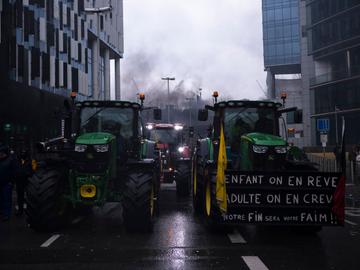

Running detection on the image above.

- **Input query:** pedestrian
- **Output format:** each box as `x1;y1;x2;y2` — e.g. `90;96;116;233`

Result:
0;142;18;221
15;149;33;216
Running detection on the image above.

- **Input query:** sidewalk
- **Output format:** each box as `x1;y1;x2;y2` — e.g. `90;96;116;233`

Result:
346;183;360;207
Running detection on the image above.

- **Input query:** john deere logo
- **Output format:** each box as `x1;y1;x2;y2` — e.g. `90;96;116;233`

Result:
268;155;275;161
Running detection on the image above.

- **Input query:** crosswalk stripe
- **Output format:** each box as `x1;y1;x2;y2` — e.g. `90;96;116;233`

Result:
227;229;246;244
345;219;358;226
242;256;269;270
40;234;61;248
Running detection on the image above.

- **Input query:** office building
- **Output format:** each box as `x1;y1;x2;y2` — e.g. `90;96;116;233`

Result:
262;0;308;147
307;0;360;146
0;0;123;144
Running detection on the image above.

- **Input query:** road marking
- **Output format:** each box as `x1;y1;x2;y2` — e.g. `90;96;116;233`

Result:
345;207;360;211
345;212;360;217
71;217;84;224
242;256;269;270
40;234;61;248
345;219;358;226
227;229;246;244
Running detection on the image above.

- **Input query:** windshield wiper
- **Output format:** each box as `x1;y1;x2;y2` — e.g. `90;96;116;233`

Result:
81;108;106;127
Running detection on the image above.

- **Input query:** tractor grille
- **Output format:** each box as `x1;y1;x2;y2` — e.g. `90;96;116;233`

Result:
72;161;108;173
72;151;110;173
252;147;286;171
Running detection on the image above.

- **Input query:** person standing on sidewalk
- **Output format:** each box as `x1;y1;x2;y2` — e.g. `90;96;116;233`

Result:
0;143;18;221
15;149;33;216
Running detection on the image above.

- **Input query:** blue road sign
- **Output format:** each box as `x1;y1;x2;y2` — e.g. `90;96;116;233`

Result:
317;118;330;132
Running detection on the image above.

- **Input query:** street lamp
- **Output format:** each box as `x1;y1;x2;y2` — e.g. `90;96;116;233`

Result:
161;77;175;122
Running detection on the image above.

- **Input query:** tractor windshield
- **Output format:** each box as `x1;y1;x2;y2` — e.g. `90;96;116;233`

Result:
224;107;276;148
149;128;180;144
80;107;134;139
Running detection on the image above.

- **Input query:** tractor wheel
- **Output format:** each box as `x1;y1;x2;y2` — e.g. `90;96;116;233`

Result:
193;165;204;215
26;168;70;232
203;176;228;232
123;171;156;232
176;163;191;197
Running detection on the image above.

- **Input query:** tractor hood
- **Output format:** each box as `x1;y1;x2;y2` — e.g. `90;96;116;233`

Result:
76;132;115;145
242;133;286;146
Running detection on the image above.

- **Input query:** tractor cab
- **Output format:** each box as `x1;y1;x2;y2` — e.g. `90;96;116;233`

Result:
75;101;143;163
200;100;288;171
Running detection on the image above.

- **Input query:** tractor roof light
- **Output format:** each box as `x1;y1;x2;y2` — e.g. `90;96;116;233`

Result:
70;91;77;100
139;93;145;101
212;91;219;98
146;124;154;130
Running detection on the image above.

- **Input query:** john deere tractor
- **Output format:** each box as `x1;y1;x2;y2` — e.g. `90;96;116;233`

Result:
26;97;160;232
193;98;345;230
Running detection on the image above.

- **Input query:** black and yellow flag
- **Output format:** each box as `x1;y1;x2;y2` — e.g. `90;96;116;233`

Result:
216;123;228;213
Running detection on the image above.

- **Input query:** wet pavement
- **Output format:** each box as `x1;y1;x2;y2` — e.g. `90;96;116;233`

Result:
1;183;360;270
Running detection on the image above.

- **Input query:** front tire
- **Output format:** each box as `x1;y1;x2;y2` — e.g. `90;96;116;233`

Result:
123;171;156;232
176;162;191;197
193;164;204;215
26;168;70;232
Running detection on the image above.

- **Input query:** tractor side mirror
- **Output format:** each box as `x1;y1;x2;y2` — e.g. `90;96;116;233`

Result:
198;109;208;121
153;109;162;120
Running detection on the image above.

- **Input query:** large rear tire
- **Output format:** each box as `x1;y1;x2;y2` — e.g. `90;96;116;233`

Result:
123;171;156;232
26;168;70;232
176;163;191;197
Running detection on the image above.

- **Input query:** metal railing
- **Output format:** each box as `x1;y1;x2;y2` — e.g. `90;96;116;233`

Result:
307;153;360;185
309;66;360;87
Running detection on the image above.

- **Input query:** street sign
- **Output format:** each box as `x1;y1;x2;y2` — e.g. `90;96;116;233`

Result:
320;133;328;147
317;118;330;132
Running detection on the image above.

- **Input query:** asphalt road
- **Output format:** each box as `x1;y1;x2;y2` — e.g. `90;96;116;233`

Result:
1;183;360;270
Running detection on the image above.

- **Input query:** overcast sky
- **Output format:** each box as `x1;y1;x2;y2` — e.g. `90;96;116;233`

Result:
119;0;266;101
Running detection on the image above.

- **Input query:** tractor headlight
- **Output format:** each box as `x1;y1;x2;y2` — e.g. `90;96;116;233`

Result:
178;146;185;153
75;144;87;152
275;146;287;154
174;125;183;131
93;144;109;152
252;145;268;154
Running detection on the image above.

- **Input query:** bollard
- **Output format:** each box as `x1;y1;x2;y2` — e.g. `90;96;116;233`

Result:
351;161;354;184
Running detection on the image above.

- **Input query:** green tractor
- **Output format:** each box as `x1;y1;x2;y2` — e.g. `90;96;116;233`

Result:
193;98;345;230
26;97;160;232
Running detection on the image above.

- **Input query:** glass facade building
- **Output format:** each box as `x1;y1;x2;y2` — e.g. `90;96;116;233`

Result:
263;0;301;71
307;1;360;145
0;0;123;146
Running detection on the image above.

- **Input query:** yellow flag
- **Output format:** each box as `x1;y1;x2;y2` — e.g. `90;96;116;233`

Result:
216;124;228;213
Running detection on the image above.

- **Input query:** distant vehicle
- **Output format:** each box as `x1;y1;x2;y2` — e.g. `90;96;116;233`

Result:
146;123;191;196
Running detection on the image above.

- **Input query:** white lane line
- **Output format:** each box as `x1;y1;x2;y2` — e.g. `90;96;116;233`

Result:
227;229;247;244
71;217;84;224
40;234;61;248
345;219;358;226
242;256;269;270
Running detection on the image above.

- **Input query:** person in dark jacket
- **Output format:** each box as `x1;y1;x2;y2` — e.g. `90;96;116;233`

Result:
0;143;17;221
15;149;33;216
